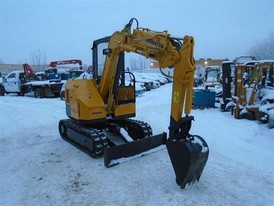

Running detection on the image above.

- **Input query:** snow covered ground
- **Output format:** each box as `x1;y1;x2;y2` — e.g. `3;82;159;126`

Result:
0;84;273;206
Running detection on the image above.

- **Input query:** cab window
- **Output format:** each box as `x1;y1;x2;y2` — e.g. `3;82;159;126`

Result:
19;73;25;79
7;73;16;79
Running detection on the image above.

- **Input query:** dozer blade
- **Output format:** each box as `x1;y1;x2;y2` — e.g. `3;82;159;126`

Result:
104;132;167;167
166;135;209;189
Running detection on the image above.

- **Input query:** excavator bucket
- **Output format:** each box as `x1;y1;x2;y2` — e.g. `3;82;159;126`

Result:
104;133;167;167
166;117;209;189
166;135;209;189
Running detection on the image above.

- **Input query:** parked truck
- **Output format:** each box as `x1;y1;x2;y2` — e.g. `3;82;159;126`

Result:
0;64;64;98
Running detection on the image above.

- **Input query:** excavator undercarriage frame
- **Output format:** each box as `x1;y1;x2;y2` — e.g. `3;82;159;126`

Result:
59;118;166;167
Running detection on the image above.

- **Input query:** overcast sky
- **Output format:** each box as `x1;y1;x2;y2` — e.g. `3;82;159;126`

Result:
0;0;273;66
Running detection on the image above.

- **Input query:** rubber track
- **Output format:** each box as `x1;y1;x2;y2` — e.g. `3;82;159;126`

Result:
118;119;153;139
59;118;154;158
59;119;108;157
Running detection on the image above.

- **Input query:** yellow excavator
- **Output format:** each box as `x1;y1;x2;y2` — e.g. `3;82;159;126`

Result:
59;18;209;189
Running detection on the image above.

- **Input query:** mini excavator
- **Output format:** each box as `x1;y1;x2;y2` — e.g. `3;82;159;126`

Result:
59;18;209;189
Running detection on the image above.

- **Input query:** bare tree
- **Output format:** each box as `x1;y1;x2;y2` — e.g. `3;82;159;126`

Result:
31;48;47;70
248;32;274;60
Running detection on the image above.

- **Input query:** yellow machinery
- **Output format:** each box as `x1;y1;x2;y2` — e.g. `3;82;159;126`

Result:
233;61;274;120
59;18;209;189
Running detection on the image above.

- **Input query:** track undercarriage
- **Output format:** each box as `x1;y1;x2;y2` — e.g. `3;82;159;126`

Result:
59;118;167;167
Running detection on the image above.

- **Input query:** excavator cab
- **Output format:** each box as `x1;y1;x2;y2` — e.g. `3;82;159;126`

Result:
92;36;136;119
59;18;209;189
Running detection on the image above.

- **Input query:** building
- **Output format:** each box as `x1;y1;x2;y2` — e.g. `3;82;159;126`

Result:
195;58;230;67
150;58;230;68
